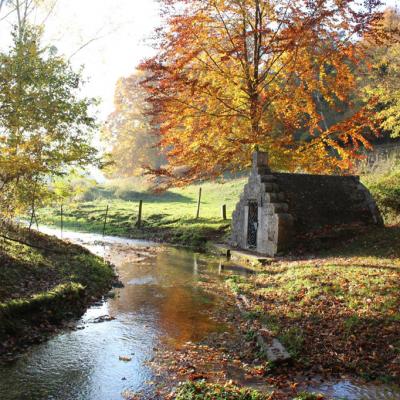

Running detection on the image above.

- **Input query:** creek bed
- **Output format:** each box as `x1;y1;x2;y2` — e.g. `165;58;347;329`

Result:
0;228;398;400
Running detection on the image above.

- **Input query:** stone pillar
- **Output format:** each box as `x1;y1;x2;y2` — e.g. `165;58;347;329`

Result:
252;151;270;172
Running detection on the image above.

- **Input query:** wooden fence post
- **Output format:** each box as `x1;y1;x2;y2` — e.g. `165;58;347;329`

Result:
29;208;35;230
137;200;143;228
196;187;202;219
221;204;227;220
60;204;63;238
103;205;109;237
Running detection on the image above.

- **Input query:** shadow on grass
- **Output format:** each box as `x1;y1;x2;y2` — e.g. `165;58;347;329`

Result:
320;225;400;260
288;225;400;262
89;187;194;204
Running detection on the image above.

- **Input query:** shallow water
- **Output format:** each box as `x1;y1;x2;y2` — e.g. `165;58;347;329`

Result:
0;228;225;400
0;228;399;399
307;378;400;400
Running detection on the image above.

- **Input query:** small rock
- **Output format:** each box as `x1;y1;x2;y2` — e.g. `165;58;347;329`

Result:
119;356;132;362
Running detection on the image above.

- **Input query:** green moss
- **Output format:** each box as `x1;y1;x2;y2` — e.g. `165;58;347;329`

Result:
174;381;268;400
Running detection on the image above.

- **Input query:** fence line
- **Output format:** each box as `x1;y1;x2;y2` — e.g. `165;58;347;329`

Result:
48;189;231;237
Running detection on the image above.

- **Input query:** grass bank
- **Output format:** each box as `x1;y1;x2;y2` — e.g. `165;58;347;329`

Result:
0;223;116;357
37;178;246;248
225;225;400;383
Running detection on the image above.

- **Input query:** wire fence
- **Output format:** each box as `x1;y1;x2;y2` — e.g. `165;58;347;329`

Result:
39;187;230;237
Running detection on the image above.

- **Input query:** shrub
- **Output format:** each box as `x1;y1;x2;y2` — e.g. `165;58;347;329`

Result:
363;168;400;225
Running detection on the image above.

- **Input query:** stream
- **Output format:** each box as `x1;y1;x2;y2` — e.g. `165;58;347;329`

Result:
0;228;399;400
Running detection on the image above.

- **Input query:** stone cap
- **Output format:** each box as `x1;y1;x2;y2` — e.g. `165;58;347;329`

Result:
252;151;269;170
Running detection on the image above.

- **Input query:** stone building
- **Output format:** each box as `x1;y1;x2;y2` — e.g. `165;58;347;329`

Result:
231;152;383;256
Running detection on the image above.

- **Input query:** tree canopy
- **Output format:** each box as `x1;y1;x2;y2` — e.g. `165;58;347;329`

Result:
0;26;98;215
140;0;386;186
361;7;400;139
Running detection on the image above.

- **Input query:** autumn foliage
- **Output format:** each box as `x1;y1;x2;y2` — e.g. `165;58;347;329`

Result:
140;0;386;185
101;71;165;179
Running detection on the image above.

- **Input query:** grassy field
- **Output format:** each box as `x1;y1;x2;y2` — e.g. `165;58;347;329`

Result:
37;178;247;247
0;223;116;356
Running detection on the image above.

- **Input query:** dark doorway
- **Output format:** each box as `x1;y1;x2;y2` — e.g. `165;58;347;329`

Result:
247;201;258;248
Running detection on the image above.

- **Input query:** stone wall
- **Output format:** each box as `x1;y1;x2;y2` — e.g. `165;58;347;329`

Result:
231;152;383;256
273;173;382;233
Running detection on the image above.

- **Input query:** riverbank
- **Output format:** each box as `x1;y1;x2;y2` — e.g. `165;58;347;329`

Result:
224;225;400;384
0;223;117;359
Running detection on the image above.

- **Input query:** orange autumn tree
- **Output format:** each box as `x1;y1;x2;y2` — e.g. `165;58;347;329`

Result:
140;0;384;186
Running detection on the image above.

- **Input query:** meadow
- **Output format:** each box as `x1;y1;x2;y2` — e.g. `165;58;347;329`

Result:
37;177;247;247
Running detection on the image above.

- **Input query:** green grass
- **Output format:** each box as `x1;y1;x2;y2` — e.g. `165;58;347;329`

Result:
361;162;400;225
225;226;400;381
37;178;246;247
36;164;400;248
292;394;325;400
174;381;324;400
174;381;268;399
0;223;116;347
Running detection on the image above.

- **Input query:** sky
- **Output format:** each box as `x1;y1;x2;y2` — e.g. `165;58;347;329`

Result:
39;0;161;121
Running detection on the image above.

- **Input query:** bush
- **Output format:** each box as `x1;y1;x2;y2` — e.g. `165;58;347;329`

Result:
363;168;400;225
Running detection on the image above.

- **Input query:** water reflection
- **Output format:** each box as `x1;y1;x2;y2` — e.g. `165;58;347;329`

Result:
308;378;400;400
0;229;223;400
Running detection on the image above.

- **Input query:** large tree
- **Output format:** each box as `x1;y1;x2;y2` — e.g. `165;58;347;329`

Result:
101;71;165;179
0;26;98;215
140;0;385;186
360;7;400;139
